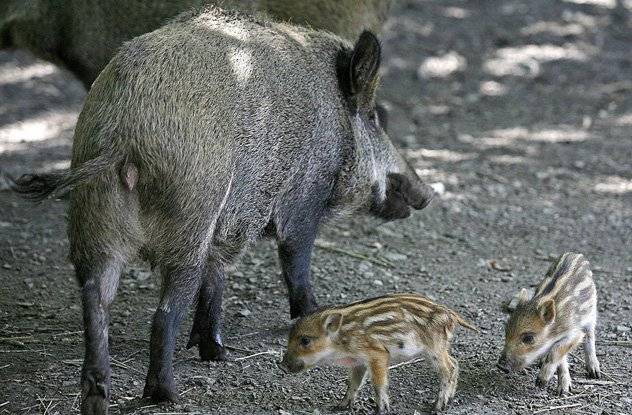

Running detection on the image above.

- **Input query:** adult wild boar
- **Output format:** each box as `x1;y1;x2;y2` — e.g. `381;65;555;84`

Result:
12;7;433;414
0;0;394;88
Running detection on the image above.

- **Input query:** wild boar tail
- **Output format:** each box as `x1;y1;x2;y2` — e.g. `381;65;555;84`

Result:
10;151;119;202
454;313;479;332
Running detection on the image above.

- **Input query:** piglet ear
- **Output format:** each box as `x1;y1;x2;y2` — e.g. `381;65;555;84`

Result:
324;313;343;335
504;288;532;313
538;299;556;324
516;288;531;304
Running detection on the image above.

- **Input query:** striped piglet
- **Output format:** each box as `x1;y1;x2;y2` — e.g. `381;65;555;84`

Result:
498;252;600;395
280;293;477;413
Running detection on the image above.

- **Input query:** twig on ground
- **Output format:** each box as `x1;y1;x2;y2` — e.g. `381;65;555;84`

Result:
389;358;424;370
574;379;617;386
111;358;143;375
234;350;278;361
533;403;583;413
226;332;260;340
226;345;255;354
315;242;394;268
597;340;632;347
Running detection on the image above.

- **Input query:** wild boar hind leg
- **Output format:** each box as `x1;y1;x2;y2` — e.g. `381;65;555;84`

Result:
187;261;227;361
76;258;124;415
143;266;202;402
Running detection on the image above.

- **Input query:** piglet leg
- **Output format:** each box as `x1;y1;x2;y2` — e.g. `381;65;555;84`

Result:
369;354;390;414
335;365;368;411
433;351;459;412
556;356;572;396
583;326;601;379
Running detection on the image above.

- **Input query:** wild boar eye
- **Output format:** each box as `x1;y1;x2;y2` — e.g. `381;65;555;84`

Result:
299;336;311;347
521;333;535;345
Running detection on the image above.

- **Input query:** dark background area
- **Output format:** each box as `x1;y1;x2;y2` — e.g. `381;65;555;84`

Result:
1;0;631;413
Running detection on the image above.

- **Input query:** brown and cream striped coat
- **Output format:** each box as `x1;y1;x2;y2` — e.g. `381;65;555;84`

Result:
281;293;477;413
499;252;600;396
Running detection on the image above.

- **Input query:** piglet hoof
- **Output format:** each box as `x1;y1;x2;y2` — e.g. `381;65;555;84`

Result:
556;381;571;397
81;372;110;415
331;401;353;412
535;377;548;388
143;382;180;403
433;398;450;413
586;366;601;379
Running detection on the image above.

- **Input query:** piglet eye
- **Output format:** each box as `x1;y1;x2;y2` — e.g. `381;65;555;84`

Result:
521;333;535;345
299;336;311;347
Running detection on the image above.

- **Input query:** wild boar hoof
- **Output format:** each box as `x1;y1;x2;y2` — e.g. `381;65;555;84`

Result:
187;328;228;361
143;382;180;403
199;342;228;362
81;394;109;415
81;372;110;415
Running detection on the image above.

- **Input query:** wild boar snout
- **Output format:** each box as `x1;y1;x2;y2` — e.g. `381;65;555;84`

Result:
406;181;435;210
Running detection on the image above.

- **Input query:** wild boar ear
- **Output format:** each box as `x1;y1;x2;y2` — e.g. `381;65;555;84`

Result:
324;313;343;335
349;31;381;97
538;299;556;324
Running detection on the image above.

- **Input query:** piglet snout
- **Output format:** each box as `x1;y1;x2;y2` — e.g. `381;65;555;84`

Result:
497;354;511;373
279;354;304;374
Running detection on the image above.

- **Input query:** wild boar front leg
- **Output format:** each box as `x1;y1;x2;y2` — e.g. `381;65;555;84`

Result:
277;232;319;319
187;262;227;361
77;259;123;415
433;351;459;412
335;365;368;411
583;325;601;379
369;354;390;414
144;266;201;402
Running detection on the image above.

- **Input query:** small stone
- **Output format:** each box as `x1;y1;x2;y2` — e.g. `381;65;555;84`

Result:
2;263;12;269
430;182;445;195
238;309;252;317
616;325;630;333
373;279;383;286
383;252;407;262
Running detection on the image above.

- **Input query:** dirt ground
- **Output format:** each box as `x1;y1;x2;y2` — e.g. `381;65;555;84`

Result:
1;0;631;414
